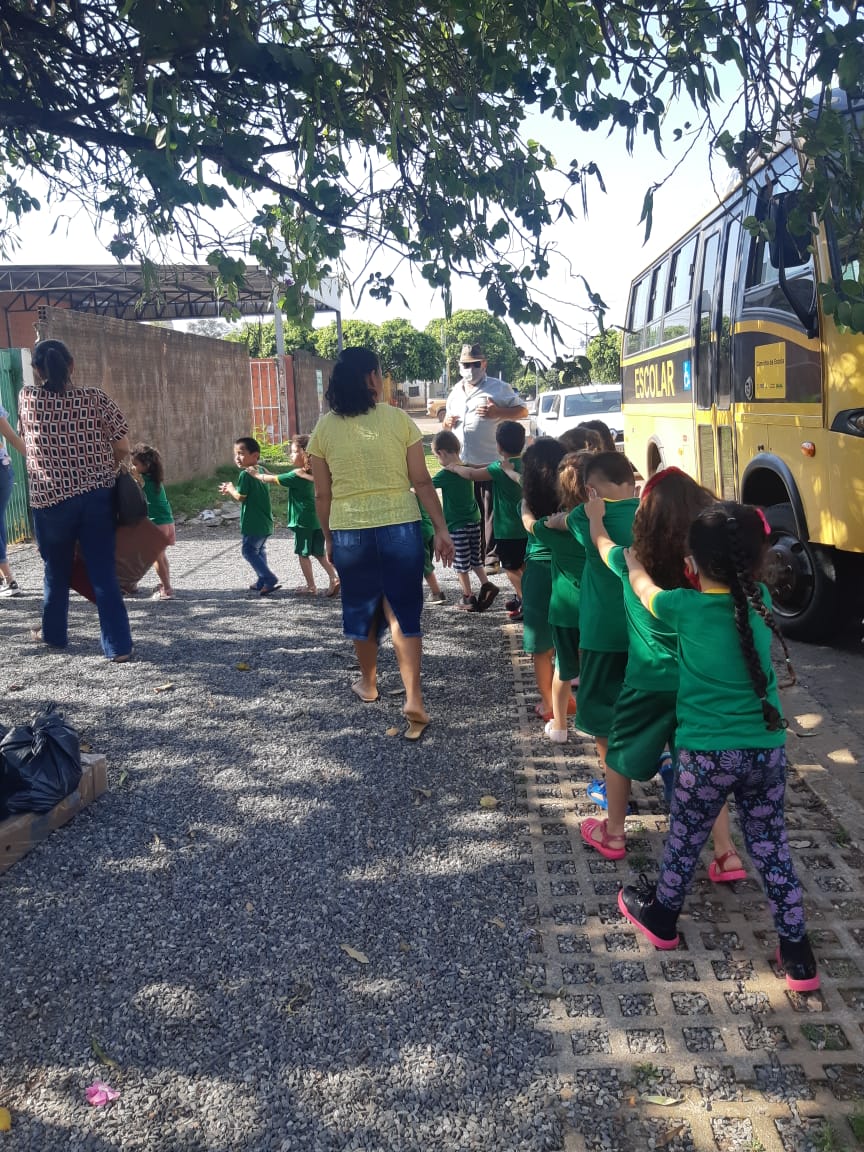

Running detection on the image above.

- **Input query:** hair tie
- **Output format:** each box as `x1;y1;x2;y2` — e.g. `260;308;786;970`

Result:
755;508;771;536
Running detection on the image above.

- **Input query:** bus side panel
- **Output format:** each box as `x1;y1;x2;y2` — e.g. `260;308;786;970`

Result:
622;403;696;478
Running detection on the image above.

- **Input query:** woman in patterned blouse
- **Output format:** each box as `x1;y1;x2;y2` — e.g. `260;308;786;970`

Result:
19;339;133;661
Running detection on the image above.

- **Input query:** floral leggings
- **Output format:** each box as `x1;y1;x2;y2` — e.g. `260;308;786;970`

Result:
657;746;807;942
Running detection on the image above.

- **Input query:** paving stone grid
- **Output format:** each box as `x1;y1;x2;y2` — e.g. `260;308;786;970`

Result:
505;631;864;1152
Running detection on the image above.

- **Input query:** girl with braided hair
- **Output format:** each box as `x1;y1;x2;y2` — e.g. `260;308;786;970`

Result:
618;501;818;992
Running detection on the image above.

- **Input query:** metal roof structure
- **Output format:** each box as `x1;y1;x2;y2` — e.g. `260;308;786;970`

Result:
0;264;338;322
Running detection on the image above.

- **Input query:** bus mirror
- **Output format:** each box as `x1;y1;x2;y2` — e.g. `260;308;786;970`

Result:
769;192;811;270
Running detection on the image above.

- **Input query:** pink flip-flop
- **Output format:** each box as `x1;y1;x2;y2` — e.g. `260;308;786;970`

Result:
708;850;747;883
580;817;626;861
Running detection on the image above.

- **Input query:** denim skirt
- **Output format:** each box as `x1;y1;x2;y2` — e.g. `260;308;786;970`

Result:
331;521;424;640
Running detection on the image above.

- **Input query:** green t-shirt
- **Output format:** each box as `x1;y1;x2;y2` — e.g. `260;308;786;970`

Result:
650;583;785;750
606;546;678;692
487;458;527;541
142;475;173;525
568;498;638;651
277;469;319;531
237;468;274;538
532;518;585;627
432;468;481;531
416;495;435;542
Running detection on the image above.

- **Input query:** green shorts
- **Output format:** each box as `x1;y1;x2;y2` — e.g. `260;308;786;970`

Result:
606;686;678;782
294;527;325;558
521;559;553;655
422;537;435;577
574;649;628;739
551;624;580;681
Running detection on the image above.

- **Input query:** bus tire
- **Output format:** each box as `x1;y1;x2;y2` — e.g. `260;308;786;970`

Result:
762;503;838;641
437;409;446;422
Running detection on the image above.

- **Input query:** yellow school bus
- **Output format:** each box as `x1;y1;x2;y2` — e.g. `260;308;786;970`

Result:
621;138;864;639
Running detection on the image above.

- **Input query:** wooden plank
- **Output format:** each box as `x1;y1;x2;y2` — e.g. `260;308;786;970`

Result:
0;754;108;875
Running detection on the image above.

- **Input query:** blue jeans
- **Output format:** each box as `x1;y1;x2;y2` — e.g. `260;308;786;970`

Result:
32;487;132;659
242;535;278;589
0;461;12;564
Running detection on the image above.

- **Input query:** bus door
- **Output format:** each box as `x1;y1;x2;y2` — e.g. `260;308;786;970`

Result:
693;220;742;500
693;229;721;493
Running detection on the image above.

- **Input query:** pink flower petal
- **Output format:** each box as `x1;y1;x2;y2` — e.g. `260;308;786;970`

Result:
86;1081;119;1107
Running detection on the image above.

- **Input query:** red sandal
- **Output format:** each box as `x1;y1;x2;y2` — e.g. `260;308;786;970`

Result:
708;850;747;883
580;817;626;861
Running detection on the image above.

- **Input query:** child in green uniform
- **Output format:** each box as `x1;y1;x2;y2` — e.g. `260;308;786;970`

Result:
568;451;638;807
527;451;588;741
619;502;819;993
132;443;176;600
448;420;527;619
415;493;446;604
220;436;279;595
581;468;741;873
256;435;339;597
517;439;566;717
432;430;497;612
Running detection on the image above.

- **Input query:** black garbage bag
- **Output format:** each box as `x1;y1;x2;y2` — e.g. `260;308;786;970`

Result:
0;705;82;817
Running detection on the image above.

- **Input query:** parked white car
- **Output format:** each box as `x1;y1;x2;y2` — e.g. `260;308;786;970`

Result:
532;384;623;442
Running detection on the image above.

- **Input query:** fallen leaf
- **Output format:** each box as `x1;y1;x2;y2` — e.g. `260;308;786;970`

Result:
0;1107;11;1131
118;769;129;787
235;662;251;672
90;1036;120;1070
559;1088;574;1102
398;939;411;953
80;742;92;753
412;787;432;799
641;1094;683;1107
385;726;400;737
479;795;500;809
245;901;255;912
387;688;405;696
6;684;23;692
487;917;506;930
340;943;369;964
153;682;175;693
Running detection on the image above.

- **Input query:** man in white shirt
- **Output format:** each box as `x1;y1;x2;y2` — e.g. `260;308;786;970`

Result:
443;342;527;569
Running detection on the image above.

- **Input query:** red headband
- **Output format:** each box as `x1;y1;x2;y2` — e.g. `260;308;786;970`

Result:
639;465;690;501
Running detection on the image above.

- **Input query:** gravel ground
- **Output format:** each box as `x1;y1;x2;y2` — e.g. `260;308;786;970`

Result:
0;526;561;1152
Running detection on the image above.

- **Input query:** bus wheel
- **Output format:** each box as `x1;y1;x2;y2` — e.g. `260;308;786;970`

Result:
762;503;837;641
437;409;446;422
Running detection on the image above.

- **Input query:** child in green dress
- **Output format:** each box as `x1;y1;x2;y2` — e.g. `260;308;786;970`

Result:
132;443;175;600
256;435;339;596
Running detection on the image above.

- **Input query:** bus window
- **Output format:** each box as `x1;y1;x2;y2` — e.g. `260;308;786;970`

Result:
744;170;814;319
717;215;742;410
625;278;648;355
696;232;719;409
645;260;669;348
661;235;697;341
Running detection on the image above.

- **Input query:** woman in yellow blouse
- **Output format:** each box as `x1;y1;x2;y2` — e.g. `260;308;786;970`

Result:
308;348;454;740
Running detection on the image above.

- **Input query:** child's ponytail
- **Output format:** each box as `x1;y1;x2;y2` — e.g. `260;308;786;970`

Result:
725;517;787;732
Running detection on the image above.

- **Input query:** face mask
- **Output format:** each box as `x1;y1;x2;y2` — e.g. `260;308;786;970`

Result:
460;364;484;384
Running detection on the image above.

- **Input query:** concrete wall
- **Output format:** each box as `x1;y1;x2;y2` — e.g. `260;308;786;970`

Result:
293;350;334;435
35;307;251;483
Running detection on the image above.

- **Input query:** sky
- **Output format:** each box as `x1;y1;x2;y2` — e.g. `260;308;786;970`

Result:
7;93;739;362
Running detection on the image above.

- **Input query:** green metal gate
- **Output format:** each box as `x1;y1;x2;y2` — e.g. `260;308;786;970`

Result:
0;349;31;543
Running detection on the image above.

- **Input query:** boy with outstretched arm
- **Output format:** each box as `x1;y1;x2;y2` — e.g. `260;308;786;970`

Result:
446;420;527;620
220;436;280;595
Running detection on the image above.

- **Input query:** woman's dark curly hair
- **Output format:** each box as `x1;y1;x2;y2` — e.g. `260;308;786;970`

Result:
558;426;602;453
689;501;794;732
522;438;567;519
632;467;715;590
325;347;379;416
